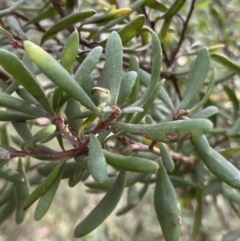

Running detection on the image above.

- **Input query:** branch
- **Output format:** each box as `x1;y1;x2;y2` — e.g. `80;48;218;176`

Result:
7;148;81;159
169;0;196;63
49;0;66;18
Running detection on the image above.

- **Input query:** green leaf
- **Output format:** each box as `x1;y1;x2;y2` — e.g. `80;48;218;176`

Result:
227;118;240;136
74;46;103;86
131;81;164;124
132;32;162;107
0;198;15;224
37;162;79;179
179;47;210;110
0;110;39;121
102;31;123;106
60;30;79;72
191;191;203;239
159;143;175;172
88;135;107;183
222;188;240;206
122;107;143;113
0;0;24;17
0;166;23;183
23;158;66;210
111;118;213;143
23;41;101;118
0;26;13;39
127;56;140;105
83;8;131;25
0;91;50;118
159;17;172;42
24;8;58;26
52;87;63;113
223;85;239;116
118;15;145;45
11;121;32;142
7;16;26;38
0;185;14;207
192;137;240;189
127;184;140;206
154;161;181;241
192;106;218;119
145;0;167;11
139;69;175;111
116;182;148;216
34;163;64;220
41;10;96;44
14;159;30;224
65;98;82;134
0;49;54;116
158;86;175;112
190;70;215;114
117;71;137;107
170;176;202;189
160;0;186;19
0;124;9;146
98;0;144;33
211;53;240;74
74;171;126;237
16;88;40;107
24;124;56;151
103;150;159;173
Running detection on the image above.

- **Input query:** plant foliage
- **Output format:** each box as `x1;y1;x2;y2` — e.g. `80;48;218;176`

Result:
0;0;240;240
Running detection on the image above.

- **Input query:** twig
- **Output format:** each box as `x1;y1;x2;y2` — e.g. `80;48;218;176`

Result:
7;148;81;159
169;0;196;63
49;0;66;18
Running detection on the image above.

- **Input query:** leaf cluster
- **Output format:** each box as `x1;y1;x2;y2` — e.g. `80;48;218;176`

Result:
0;1;240;240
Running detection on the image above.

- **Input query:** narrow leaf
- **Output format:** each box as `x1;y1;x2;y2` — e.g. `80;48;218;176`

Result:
74;171;126;237
83;8;131;25
223;85;239;115
14;159;30;224
0;166;23;183
118;15;145;45
7;16;26;38
111;119;213;143
60;30;79;72
192;138;240;189
103;31;123;106
0;91;49;118
23;41;101;117
160;0;186;19
117;71;137;107
0;49;54;116
145;0;167;11
132;32;162;107
103;150;159;173
88;135;107;183
159;143;175;172
211;53;240;75
24;8;58;26
190;70;215;114
74;46;103;86
24;124;56;151
227;118;240;136
154;161;181;241
23;158;66;210
34;163;64;220
179;47;210;110
41;10;96;44
192;106;218;119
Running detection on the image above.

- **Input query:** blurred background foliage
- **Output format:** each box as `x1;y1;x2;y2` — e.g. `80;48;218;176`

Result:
1;0;240;241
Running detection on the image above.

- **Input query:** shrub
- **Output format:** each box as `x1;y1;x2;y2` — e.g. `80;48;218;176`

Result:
0;1;240;240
